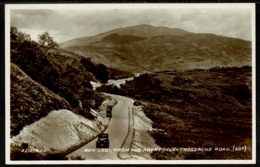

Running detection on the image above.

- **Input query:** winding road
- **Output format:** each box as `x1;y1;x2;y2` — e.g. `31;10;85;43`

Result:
67;94;133;160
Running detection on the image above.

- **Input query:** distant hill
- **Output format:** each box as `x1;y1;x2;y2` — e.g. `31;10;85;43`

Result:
61;24;251;73
60;24;192;48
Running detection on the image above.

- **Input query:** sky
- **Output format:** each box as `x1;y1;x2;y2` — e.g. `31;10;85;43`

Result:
10;5;253;43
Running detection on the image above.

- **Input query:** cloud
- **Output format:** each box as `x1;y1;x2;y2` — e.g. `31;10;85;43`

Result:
10;7;252;43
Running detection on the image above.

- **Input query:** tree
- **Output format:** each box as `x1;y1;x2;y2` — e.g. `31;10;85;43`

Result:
95;63;109;83
11;27;32;50
38;32;59;50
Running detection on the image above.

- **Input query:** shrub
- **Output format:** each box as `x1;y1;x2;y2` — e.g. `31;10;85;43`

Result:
224;84;251;100
81;57;109;83
95;64;109;83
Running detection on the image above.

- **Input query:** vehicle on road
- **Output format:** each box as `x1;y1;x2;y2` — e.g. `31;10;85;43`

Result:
96;133;109;148
106;106;113;117
106;110;112;117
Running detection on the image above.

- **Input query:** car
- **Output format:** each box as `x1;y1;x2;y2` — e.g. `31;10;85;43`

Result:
106;106;113;117
133;101;141;106
107;106;113;111
106;110;112;117
96;133;109;148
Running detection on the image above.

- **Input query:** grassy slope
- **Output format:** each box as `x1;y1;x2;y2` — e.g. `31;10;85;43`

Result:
60;24;192;48
10;27;134;160
98;66;252;159
11;46;106;109
64;33;251;73
10;28;133;135
11;63;71;136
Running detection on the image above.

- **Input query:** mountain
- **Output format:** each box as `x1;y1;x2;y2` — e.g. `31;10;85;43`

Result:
61;24;251;73
60;24;192;48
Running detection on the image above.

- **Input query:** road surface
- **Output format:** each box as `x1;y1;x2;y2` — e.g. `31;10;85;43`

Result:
106;77;134;88
105;73;140;88
67;94;133;160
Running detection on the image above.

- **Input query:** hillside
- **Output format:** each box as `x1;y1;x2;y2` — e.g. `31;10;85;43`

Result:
11;27;133;109
11;97;116;160
61;24;251;73
11;63;71;137
97;66;252;159
11;109;105;158
10;27;134;160
60;24;192;48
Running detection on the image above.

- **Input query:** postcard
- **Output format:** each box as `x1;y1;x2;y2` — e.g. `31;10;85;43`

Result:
5;3;256;164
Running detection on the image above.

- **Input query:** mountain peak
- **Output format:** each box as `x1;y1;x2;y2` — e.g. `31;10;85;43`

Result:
102;24;193;39
135;24;152;27
60;24;192;48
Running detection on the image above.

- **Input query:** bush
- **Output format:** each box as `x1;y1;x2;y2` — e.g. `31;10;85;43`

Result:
224;84;251;100
95;64;109;83
81;57;109;83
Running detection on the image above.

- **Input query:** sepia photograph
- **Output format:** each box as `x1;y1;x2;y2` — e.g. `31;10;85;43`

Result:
5;3;256;164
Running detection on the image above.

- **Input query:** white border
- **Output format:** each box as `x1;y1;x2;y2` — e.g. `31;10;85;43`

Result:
5;3;256;165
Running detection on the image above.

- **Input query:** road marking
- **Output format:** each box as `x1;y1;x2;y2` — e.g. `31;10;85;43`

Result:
118;104;134;159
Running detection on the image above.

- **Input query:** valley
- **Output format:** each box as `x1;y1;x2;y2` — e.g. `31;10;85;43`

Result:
9;24;253;161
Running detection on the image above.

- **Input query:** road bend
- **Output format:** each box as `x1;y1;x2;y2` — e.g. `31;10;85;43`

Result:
67;94;133;160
